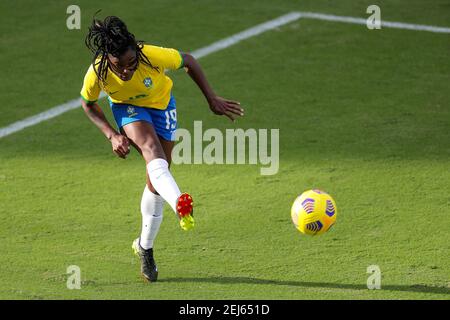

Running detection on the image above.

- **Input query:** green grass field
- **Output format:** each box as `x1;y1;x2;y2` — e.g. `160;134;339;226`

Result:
0;0;449;299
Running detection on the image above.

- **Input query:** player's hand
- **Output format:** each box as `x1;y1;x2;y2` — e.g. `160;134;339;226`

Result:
110;133;130;159
207;96;244;122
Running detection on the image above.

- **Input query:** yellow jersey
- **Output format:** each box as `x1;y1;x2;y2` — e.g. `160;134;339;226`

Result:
80;44;183;110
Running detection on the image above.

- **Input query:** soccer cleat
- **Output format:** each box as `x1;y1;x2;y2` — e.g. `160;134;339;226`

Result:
176;193;194;231
132;238;158;282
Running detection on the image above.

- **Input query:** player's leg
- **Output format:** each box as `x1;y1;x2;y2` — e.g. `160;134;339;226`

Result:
122;121;182;211
143;136;194;230
126;124;182;282
110;102;190;282
136;136;174;251
123;121;193;230
121;123;163;282
146;97;194;231
143;135;175;192
135;136;173;252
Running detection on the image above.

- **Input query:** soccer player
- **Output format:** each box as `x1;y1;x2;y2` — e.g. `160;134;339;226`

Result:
80;16;244;282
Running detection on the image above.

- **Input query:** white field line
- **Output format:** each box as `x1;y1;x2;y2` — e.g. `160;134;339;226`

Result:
0;12;300;139
299;12;450;33
1;11;449;139
190;11;302;58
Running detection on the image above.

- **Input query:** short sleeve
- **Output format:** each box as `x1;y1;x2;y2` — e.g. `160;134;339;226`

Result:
80;65;101;104
142;45;183;71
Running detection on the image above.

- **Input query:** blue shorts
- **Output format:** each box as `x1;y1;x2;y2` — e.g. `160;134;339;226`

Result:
109;95;177;141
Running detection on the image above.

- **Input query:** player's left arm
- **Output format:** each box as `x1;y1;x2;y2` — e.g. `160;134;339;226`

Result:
181;53;244;122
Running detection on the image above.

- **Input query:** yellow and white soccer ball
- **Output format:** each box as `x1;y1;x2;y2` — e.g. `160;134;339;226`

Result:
291;189;337;236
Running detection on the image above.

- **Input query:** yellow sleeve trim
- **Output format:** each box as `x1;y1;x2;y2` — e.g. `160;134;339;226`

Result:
178;51;184;69
80;94;97;105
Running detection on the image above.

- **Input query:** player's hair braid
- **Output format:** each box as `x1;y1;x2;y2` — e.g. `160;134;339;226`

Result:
85;14;158;85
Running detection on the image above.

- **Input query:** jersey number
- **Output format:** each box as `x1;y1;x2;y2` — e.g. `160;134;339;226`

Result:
165;110;177;130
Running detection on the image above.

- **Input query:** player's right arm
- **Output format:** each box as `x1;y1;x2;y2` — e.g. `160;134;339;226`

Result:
80;65;130;159
80;100;130;159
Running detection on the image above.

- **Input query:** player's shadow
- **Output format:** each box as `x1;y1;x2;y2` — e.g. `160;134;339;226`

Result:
160;276;450;295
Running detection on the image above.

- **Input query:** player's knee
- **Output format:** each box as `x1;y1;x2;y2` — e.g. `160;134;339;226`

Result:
141;142;166;161
141;186;164;217
147;182;158;194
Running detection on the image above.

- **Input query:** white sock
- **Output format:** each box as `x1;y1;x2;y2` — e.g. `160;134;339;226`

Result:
147;158;181;214
139;185;164;250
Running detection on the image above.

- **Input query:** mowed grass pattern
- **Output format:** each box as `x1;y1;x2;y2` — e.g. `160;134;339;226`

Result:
0;0;449;299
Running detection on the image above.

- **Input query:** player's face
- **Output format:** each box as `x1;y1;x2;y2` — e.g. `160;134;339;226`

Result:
107;48;138;81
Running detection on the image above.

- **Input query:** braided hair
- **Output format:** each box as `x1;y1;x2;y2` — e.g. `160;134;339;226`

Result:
85;15;157;85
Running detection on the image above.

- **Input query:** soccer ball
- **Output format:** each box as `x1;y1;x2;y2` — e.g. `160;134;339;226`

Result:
291;189;337;235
